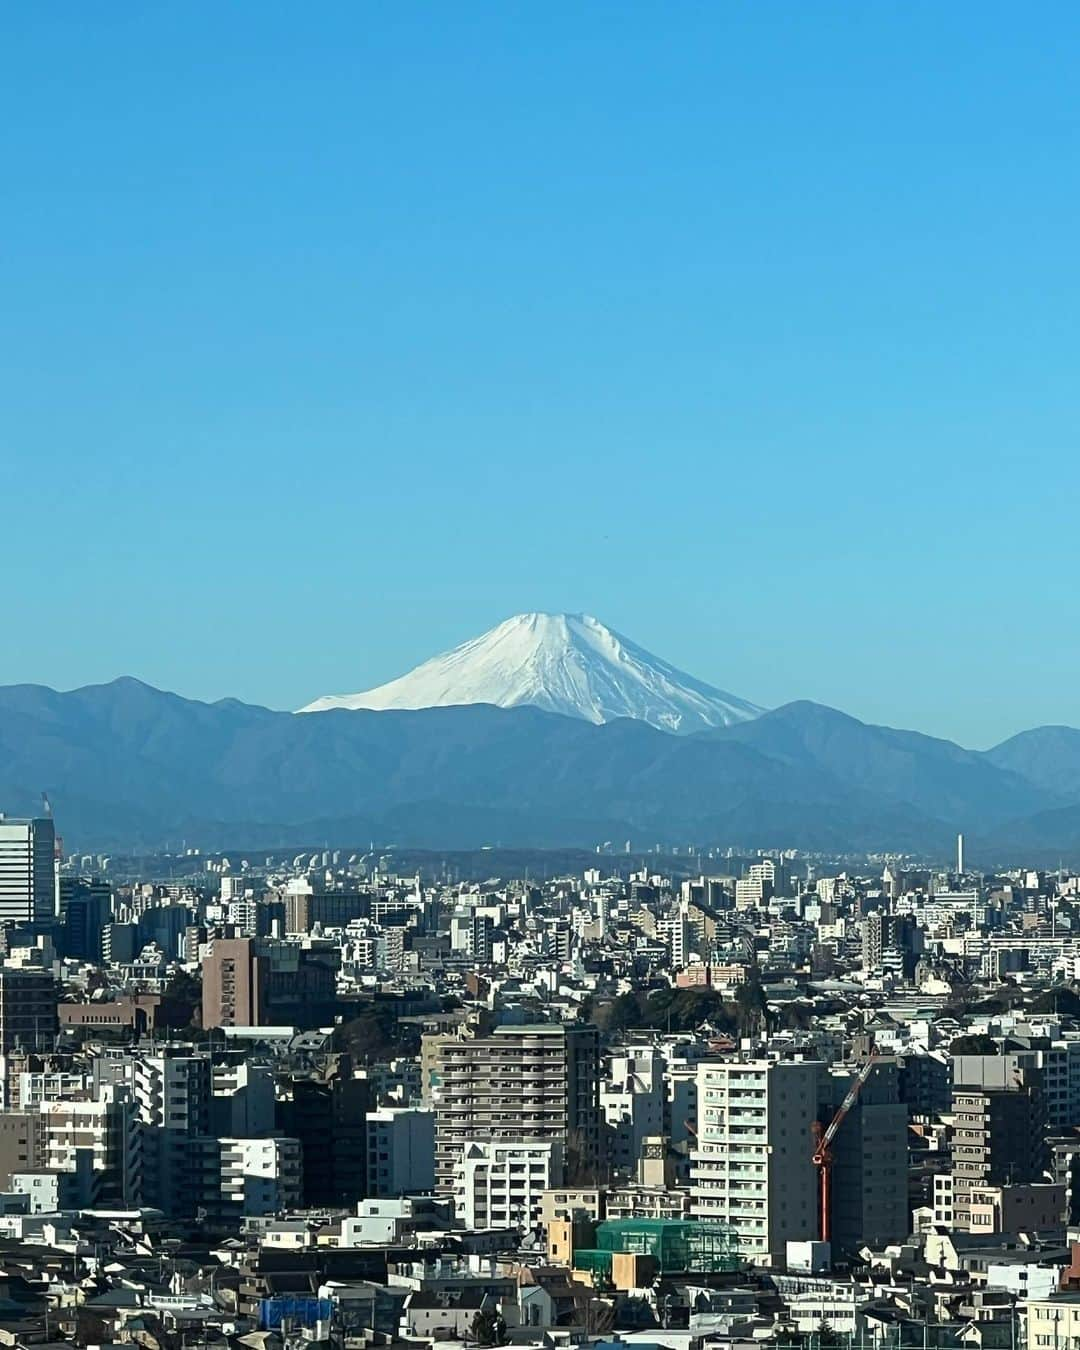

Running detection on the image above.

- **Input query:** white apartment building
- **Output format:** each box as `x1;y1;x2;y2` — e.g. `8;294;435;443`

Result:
219;1137;302;1216
38;1084;134;1205
691;1058;821;1262
602;1046;665;1174
454;1139;563;1230
130;1054;210;1214
14;1070;89;1109
656;910;694;967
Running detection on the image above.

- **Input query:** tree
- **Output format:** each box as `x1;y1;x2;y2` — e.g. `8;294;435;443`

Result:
1031;984;1080;1018
159;971;202;1030
950;1033;998;1056
333;997;422;1063
471;1307;506;1346
605;991;643;1030
734;976;767;1037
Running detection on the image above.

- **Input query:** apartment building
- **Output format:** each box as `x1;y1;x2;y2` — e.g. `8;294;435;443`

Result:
690;1057;821;1261
219;1136;302;1217
601;1045;665;1174
432;1023;600;1192
455;1139;563;1230
951;1056;1046;1231
825;1058;909;1250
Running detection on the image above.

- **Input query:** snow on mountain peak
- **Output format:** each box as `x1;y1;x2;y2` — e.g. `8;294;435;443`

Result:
298;611;764;734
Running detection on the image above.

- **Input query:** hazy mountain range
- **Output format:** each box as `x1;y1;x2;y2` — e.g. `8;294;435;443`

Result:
6;612;1080;859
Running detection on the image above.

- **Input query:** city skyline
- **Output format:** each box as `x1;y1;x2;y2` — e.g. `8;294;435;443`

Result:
6;7;1080;1332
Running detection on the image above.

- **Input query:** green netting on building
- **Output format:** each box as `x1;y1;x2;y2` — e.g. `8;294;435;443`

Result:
576;1219;741;1274
572;1249;613;1277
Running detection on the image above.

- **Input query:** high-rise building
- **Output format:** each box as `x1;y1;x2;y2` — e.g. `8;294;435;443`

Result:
211;1062;276;1137
277;1070;370;1208
60;876;112;961
735;860;775;911
824;1058;909;1252
690;1058;821;1261
950;1054;1047;1231
201;937;265;1028
130;1053;211;1215
0;816;56;926
38;1084;135;1206
432;1023;601;1192
202;937;339;1029
284;884;372;935
602;1045;665;1174
0;970;59;1054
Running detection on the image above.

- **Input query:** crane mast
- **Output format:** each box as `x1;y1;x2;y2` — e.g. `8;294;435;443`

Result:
810;1050;877;1243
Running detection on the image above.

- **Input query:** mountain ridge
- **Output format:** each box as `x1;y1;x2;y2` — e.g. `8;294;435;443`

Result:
1;676;1078;858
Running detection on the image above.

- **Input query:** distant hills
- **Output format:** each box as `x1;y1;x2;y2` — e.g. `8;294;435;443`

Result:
3;675;1080;860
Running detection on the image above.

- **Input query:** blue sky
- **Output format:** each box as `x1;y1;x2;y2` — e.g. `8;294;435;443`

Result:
3;3;1079;747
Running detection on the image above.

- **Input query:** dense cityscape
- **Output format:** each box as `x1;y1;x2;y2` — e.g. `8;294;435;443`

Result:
7;5;1080;1350
3;813;1080;1349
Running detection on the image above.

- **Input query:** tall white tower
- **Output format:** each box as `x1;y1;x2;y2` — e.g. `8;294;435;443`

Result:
956;833;965;877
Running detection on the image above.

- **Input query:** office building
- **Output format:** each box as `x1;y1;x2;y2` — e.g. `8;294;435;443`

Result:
202;937;265;1028
0;970;59;1054
277;1070;369;1208
0;1111;41;1188
0;816;55;926
60;876;112;961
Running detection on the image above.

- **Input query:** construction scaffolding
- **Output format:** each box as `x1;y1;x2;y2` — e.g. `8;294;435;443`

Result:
574;1218;742;1275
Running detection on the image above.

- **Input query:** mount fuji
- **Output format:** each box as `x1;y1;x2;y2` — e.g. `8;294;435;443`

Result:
298;612;764;734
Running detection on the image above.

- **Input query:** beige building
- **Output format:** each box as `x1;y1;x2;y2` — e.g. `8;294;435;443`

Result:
202;937;264;1028
1028;1294;1080;1350
0;1111;41;1187
967;1182;1064;1233
431;1023;600;1192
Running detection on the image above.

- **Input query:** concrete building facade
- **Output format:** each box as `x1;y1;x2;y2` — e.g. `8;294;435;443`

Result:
690;1058;821;1261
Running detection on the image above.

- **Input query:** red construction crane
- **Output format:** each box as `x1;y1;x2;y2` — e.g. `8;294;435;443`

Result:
810;1051;878;1242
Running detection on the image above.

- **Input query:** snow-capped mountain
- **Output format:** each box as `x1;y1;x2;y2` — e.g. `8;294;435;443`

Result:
298;612;764;733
